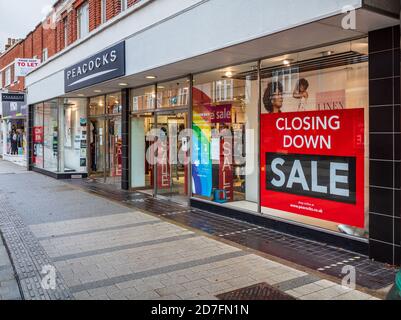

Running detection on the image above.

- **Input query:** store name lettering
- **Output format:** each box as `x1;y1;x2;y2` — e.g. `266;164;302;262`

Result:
276;115;340;150
66;50;118;80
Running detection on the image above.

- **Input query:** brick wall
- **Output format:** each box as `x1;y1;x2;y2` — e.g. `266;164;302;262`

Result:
0;0;144;92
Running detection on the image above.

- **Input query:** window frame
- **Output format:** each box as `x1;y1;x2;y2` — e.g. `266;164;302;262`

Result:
77;2;89;40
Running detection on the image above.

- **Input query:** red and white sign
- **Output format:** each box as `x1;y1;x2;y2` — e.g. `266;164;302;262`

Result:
219;136;234;201
15;58;41;77
33;126;44;143
260;109;365;228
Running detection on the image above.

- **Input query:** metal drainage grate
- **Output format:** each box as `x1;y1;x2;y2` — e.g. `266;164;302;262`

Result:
216;283;296;301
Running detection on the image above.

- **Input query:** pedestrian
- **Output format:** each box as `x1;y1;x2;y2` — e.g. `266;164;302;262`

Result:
10;130;18;155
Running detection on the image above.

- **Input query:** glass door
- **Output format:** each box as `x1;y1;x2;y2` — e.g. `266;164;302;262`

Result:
89;117;106;178
156;110;189;204
105;116;122;186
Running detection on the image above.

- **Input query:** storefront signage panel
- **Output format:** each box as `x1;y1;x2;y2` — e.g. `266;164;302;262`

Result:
1;93;27;119
64;42;125;93
261;109;365;228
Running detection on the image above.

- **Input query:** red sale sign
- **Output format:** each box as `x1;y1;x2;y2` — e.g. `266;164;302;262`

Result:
260;109;365;228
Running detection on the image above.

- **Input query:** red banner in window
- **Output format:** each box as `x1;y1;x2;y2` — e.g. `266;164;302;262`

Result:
260;109;365;228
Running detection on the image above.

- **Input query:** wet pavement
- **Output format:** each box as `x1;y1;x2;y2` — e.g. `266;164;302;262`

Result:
0;159;394;300
67;178;398;291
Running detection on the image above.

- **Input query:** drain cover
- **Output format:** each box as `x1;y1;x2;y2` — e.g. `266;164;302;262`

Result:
216;283;296;300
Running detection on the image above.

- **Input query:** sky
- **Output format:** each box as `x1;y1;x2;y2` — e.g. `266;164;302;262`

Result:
0;0;56;53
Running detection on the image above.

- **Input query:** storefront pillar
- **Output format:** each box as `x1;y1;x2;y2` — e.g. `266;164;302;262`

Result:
121;88;130;190
368;26;401;265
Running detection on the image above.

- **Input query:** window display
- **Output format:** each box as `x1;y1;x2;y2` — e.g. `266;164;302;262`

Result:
190;38;369;238
260;38;369;237
192;63;259;207
32;98;88;173
33;103;44;168
43;100;59;172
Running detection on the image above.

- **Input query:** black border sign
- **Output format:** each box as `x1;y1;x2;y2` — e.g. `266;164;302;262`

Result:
2;93;25;102
64;41;125;93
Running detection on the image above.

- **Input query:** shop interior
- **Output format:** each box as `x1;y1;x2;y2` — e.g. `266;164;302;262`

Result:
130;80;190;205
88;93;123;186
191;38;369;239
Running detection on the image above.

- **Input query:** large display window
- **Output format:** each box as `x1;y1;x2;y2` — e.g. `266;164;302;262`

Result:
260;38;369;237
190;38;369;238
32;98;88;173
192;63;259;208
33;103;44;168
43;100;59;172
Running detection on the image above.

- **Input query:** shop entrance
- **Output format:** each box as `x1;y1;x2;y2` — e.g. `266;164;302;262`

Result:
130;110;189;204
89;116;122;186
154;110;189;204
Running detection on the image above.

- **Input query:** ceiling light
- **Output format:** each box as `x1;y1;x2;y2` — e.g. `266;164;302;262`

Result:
321;50;335;57
94;90;102;93
119;83;128;86
145;75;157;79
224;71;233;78
157;86;165;89
77;94;85;97
283;59;293;66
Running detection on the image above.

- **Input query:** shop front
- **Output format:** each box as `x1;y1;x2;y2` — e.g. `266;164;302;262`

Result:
130;79;190;204
24;1;400;265
0;92;28;166
31;98;88;178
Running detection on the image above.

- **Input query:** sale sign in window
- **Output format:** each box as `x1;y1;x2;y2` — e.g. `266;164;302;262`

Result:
260;109;365;228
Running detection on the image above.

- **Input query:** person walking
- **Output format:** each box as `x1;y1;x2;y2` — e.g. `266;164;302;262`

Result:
10;130;18;155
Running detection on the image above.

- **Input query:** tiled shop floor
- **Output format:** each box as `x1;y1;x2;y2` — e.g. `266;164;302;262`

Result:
0;160;386;300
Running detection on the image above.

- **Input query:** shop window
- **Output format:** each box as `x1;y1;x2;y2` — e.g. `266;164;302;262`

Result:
43;101;59;172
260;38;369;238
192;63;259;209
157;78;189;109
107;92;122;114
33;103;44;168
62;98;88;173
89;96;105;116
131;86;155;112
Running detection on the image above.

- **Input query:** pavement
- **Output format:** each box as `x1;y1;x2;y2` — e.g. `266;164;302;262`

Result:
0;236;21;300
0;159;385;300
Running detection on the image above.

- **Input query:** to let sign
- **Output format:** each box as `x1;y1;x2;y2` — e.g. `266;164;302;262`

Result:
64;42;125;93
15;58;41;77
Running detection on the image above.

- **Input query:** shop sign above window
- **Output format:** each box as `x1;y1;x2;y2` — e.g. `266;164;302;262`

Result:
1;93;27;119
64;41;126;93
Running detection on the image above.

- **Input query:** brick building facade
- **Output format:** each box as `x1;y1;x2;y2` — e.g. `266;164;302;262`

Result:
0;0;142;93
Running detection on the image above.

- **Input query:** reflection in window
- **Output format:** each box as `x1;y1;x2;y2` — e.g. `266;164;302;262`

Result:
157;78;189;109
131;86;155;112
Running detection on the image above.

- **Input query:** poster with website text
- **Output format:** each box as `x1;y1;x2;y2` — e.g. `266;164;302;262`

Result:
260;108;365;228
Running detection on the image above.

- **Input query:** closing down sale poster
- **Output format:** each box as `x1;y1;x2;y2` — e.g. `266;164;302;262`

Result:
260;109;365;228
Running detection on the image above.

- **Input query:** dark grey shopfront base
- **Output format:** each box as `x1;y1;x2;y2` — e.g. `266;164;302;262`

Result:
190;198;369;256
31;167;88;180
